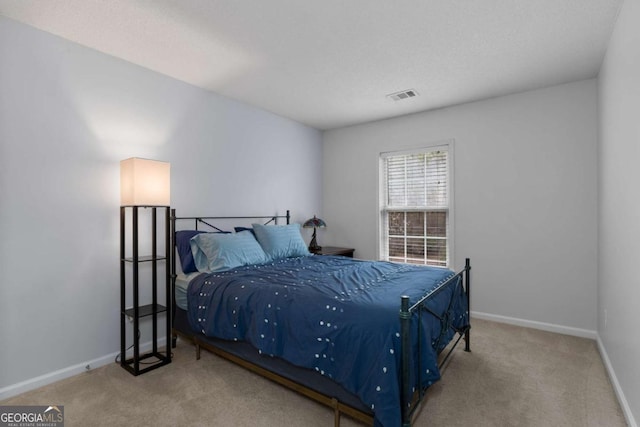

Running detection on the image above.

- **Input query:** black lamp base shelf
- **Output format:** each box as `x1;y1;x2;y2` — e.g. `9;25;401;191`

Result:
120;205;172;376
123;303;167;318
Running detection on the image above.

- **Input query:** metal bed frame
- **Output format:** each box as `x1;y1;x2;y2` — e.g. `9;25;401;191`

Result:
169;209;471;426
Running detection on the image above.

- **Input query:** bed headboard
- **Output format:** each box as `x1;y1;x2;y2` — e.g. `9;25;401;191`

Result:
170;209;290;232
169;208;291;271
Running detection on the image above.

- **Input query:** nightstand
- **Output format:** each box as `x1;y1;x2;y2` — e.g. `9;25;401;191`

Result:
311;246;355;257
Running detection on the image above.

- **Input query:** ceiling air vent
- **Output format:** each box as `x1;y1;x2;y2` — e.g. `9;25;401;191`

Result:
387;89;419;101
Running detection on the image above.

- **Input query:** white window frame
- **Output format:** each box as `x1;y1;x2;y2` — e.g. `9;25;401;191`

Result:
378;141;454;268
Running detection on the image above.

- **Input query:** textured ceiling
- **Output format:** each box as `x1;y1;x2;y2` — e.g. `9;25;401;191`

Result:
0;0;622;130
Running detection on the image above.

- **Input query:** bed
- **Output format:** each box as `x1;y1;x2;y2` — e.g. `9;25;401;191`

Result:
170;210;471;427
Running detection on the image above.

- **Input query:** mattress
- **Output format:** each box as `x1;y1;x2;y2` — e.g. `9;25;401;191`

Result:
174;272;201;310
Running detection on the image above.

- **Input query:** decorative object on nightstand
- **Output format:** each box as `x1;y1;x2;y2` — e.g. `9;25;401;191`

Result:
310;246;355;258
303;215;326;251
120;157;172;375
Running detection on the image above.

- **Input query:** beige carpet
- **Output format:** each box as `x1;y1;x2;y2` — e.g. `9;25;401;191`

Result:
1;319;626;426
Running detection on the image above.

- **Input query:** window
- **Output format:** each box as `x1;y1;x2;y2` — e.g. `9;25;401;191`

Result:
380;144;451;267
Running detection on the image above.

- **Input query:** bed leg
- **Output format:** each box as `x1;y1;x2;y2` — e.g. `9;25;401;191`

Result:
464;258;471;352
171;333;177;349
331;398;340;427
196;343;201;360
400;296;412;427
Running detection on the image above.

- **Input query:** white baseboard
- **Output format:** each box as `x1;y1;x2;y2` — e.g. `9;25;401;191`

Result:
0;338;167;401
597;336;638;427
471;311;598;339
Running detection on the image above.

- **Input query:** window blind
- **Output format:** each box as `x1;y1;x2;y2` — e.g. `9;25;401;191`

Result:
384;149;448;210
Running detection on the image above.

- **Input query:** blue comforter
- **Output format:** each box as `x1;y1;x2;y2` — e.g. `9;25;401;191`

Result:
188;255;468;427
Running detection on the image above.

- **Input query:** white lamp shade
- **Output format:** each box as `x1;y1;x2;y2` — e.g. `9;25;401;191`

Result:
120;158;170;206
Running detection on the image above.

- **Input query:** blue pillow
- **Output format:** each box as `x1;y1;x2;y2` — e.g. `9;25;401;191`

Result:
190;231;269;272
234;226;254;235
252;223;310;260
175;230;206;273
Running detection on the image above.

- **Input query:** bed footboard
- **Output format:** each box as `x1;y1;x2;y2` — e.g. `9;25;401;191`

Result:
400;258;471;426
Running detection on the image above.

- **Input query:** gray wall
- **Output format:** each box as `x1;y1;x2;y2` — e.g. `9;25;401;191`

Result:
323;80;598;333
0;16;322;392
598;0;640;424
